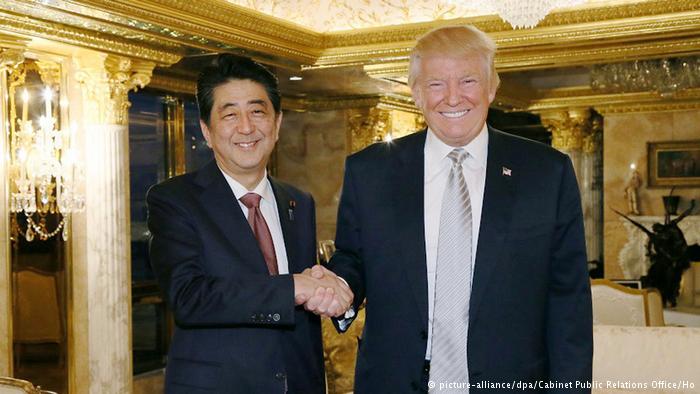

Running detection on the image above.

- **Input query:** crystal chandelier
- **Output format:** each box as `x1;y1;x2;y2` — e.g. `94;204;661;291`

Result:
471;0;587;29
590;57;700;97
10;87;85;241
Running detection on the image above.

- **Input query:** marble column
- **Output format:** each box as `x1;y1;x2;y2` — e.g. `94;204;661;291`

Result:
70;53;153;394
582;114;604;262
541;109;603;262
0;45;25;377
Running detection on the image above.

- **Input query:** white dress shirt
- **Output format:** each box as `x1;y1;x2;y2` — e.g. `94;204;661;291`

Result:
424;124;488;359
219;168;290;275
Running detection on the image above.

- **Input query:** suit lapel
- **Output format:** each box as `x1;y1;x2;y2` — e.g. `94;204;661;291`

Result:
194;161;268;274
393;131;429;329
269;177;303;274
469;128;516;324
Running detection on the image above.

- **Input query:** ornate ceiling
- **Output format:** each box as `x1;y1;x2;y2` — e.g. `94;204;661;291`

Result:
224;0;646;32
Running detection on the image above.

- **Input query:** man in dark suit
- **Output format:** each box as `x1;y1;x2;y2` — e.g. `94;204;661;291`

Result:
321;25;593;393
147;54;352;393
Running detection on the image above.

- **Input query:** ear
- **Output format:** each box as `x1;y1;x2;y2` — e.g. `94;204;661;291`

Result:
487;74;500;104
273;111;283;142
488;87;496;104
411;85;423;108
200;120;212;148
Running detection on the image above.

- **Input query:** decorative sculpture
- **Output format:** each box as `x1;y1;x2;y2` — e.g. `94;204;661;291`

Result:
624;166;642;215
613;200;696;307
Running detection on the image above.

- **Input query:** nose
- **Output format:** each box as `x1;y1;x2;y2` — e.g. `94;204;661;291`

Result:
446;81;461;106
238;113;254;135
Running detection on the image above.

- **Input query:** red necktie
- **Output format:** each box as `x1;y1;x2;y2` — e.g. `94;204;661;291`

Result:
240;193;279;275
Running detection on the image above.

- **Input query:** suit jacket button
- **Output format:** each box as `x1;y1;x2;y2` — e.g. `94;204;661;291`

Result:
250;314;257;321
275;372;286;380
273;313;281;322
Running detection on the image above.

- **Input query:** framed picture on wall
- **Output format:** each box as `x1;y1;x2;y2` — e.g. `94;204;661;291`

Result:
648;140;700;187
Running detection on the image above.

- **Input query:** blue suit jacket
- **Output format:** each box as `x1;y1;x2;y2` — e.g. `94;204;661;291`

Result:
147;161;325;394
329;128;593;393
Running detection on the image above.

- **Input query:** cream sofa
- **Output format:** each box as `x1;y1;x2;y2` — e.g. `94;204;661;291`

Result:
593;325;700;393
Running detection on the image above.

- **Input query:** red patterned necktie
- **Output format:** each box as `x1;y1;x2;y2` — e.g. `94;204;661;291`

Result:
239;193;278;275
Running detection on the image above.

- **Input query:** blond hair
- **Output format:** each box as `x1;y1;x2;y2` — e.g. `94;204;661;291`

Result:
408;25;500;91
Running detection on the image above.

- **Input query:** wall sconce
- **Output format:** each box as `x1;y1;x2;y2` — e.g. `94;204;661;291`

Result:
9;86;84;241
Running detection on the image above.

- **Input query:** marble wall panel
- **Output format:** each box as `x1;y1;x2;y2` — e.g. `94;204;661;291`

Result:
276;110;348;242
603;110;700;278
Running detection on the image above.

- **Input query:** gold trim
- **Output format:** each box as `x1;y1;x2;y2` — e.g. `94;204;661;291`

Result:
0;58;18;377
0;377;43;393
283;94;418;114
3;0;698;72
590;278;664;326
164;97;186;178
0;9;181;66
528;87;700;114
67;0;322;64
149;74;196;95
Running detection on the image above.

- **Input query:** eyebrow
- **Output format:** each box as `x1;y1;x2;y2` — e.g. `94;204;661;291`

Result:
218;99;268;111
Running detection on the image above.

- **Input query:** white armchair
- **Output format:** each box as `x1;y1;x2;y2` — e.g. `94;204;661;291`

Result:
593;325;700;393
591;279;664;326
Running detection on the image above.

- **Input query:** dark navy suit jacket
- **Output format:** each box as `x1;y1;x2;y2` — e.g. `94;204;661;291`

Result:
147;161;324;394
329;127;593;393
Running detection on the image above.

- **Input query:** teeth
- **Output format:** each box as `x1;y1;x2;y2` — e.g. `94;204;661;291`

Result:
237;141;256;148
441;110;468;118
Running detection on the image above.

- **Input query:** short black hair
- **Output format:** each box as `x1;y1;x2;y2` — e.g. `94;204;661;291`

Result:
196;54;281;125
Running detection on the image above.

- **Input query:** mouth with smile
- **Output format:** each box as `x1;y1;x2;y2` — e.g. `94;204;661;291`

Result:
440;110;469;118
234;140;260;149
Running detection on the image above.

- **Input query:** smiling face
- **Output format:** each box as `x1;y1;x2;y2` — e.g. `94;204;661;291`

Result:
200;79;282;187
411;55;496;147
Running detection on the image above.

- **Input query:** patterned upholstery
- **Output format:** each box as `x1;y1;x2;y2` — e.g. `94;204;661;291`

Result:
593;326;700;393
591;279;664;326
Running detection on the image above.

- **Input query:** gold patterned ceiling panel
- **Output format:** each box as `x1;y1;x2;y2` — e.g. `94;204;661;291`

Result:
225;0;649;33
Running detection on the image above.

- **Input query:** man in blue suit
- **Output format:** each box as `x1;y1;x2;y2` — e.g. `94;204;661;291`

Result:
147;54;352;393
322;25;593;393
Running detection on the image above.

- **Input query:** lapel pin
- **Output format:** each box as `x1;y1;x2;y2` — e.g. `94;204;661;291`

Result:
288;200;296;221
502;166;512;177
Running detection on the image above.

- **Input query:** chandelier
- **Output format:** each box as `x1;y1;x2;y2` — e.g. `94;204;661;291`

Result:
471;0;587;29
9;86;85;241
590;57;700;97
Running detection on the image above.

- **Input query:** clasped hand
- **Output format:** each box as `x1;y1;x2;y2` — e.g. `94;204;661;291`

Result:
293;265;353;318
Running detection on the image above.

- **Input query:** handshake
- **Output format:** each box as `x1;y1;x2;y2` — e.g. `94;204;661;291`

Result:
293;265;353;318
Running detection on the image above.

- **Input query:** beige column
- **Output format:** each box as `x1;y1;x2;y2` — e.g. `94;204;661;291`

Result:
542;109;587;181
69;52;153;394
542;109;603;262
582;114;604;262
0;44;25;377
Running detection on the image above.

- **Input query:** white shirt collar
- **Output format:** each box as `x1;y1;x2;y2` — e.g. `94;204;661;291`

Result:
218;167;274;203
424;123;489;178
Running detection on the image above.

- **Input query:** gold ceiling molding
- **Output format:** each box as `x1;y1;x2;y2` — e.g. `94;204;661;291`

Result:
319;11;700;72
283;94;419;114
69;0;322;65
496;36;700;72
527;86;700;114
0;9;181;66
323;0;700;47
149;74;196;95
1;0;698;74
